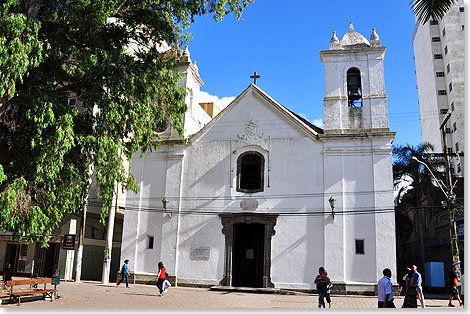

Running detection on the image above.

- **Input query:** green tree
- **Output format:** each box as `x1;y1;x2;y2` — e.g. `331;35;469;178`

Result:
393;142;446;271
0;0;253;244
411;0;456;24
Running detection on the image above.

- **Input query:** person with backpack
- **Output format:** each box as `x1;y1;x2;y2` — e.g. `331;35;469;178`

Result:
156;261;167;296
116;259;130;288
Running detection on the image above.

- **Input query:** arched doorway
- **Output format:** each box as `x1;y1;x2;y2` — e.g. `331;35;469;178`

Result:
219;213;278;288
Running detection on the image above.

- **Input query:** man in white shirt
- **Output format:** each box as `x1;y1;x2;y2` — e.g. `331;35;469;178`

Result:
378;268;395;308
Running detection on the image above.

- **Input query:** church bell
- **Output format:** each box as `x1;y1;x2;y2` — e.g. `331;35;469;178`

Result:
347;69;362;106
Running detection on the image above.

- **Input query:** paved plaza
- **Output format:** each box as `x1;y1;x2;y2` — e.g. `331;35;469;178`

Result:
0;280;464;309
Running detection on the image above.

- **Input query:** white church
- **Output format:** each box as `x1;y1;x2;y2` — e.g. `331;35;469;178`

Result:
120;23;397;293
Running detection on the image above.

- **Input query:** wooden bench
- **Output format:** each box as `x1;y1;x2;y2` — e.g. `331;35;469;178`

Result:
6;278;56;305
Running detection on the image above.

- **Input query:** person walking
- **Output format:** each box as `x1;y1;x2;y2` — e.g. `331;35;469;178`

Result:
116;259;130;288
156;261;167;297
461;273;464;306
314;267;330;308
402;268;418;308
448;264;463;307
398;267;410;296
412;265;425;308
377;268;395;308
324;269;333;308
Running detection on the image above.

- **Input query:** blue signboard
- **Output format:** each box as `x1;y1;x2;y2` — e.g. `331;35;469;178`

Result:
456;218;464;242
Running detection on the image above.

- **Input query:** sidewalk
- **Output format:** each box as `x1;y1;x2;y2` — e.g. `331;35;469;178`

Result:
1;280;464;309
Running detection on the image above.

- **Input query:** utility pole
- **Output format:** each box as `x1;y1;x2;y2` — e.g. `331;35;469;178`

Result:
439;111;461;269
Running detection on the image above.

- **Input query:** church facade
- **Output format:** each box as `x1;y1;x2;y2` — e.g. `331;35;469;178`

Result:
120;23;397;293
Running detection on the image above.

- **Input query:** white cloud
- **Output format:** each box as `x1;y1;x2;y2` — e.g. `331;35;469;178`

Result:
311;118;324;128
297;113;324;128
198;90;235;111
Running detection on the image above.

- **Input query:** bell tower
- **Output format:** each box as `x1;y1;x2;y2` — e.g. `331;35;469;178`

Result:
320;23;389;134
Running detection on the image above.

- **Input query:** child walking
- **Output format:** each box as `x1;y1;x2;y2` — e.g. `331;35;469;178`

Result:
116;259;130;288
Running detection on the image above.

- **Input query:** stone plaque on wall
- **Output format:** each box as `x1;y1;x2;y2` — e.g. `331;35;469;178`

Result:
190;247;210;261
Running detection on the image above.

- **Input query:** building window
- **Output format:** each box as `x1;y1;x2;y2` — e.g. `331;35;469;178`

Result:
436;72;445;77
432;37;441;42
462;25;465;30
355;239;365;255
440;109;448;114
449;82;453;92
448;147;453;154
453;122;457;131
68;98;77;107
451;102;455;111
438;90;447;95
455;142;459;152
430;20;439;25
148;236;154;249
347;67;362;107
457;163;461;173
434;54;443;59
237;151;265;193
442;28;446;37
460;7;464;12
447;64;451;73
444;46;448;55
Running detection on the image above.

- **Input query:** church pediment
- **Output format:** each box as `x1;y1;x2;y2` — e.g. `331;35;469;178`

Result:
188;84;323;144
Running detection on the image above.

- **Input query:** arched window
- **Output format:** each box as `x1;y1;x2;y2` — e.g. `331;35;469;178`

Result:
347;68;362;107
237;151;264;193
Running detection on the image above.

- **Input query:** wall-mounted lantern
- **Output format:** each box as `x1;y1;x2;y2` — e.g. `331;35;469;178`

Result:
329;196;336;220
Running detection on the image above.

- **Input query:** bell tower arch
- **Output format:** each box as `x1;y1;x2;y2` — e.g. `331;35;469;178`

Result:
320;22;389;134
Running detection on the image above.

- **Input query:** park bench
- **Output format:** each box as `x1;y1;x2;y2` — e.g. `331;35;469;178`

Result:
6;277;56;305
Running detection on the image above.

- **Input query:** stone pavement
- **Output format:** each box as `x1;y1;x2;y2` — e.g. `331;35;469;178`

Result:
1;280;465;309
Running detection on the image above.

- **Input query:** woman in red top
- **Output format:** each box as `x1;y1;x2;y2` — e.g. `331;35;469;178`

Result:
156;261;166;296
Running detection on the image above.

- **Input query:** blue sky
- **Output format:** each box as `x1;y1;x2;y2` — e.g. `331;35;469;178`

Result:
186;0;423;147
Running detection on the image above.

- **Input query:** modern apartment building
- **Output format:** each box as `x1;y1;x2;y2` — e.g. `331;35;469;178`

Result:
412;0;465;176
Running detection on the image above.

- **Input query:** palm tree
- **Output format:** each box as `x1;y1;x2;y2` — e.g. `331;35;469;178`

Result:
393;142;446;274
411;0;457;24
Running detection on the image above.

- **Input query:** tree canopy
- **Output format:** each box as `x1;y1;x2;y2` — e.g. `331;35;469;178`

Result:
411;0;456;24
0;0;253;244
393;142;446;206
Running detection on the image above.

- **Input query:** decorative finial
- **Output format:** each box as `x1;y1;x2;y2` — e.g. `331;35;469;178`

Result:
330;31;339;42
193;60;198;72
349;22;355;32
330;31;340;50
370;28;381;47
183;45;190;57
